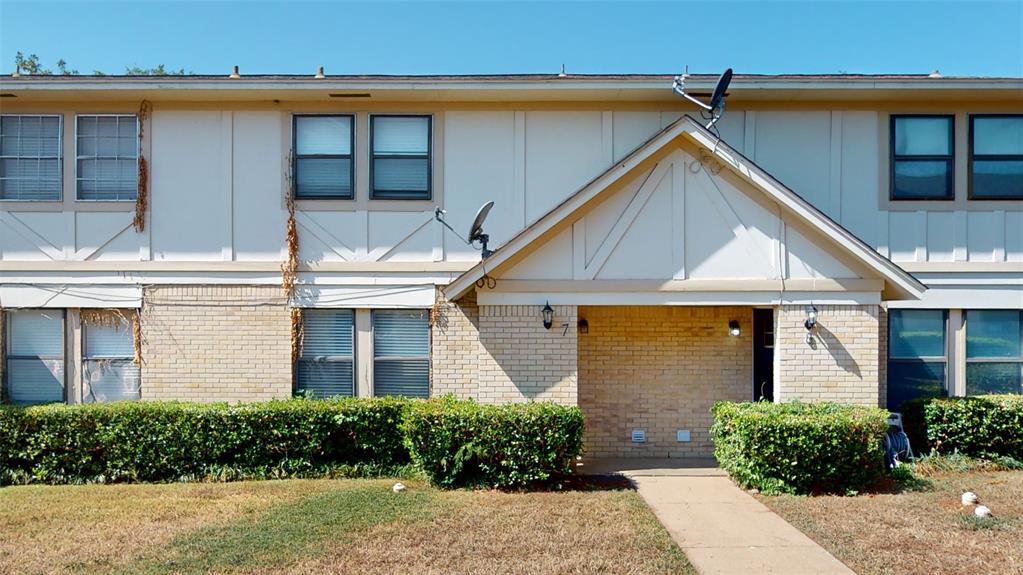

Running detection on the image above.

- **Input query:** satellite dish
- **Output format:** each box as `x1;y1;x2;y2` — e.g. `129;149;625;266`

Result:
468;201;494;243
708;68;733;111
671;67;733;131
433;200;496;260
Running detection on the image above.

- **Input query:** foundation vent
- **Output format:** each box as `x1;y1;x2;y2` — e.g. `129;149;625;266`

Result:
631;429;647;443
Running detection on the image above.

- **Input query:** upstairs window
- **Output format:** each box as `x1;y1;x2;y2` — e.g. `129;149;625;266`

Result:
966;310;1023;396
0;114;62;200
76;115;138;201
370;115;431;200
887;309;948;410
969;115;1023;200
293;115;354;199
82;314;141;403
372;310;429;398
296;310;355;398
5;310;65;405
890;115;954;200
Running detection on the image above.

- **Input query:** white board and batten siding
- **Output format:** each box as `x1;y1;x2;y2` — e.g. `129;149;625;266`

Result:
2;107;1020;309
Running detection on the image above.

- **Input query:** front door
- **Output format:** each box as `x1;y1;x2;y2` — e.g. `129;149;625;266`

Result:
753;308;774;402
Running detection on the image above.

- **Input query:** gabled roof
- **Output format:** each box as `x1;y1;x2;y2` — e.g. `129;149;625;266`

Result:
444;115;926;301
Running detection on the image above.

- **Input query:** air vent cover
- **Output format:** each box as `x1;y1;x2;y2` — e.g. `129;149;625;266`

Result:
631;429;647;443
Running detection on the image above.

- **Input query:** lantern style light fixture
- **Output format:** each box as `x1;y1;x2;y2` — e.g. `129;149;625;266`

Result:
728;320;741;337
804;304;818;344
541;301;554;330
578;318;589;334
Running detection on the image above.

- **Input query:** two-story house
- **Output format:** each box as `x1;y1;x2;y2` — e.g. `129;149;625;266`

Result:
1;73;1020;458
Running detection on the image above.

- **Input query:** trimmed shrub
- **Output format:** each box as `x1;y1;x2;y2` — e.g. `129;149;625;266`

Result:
924;395;1023;459
0;397;411;485
403;398;585;489
711;401;889;495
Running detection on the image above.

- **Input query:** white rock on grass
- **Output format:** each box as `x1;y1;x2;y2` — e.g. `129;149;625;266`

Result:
961;491;979;505
392;482;406;493
975;505;992;518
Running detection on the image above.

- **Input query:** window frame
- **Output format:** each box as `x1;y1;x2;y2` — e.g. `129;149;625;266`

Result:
74;113;140;202
968;114;1023;201
369;114;433;201
371;309;430;398
886;309;949;409
81;313;141;403
4;309;67;405
889;114;955;201
0;113;64;202
291;113;356;200
294;309;357;398
964;309;1023;396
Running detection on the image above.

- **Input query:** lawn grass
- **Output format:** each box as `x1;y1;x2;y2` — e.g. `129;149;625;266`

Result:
757;465;1023;575
0;478;692;575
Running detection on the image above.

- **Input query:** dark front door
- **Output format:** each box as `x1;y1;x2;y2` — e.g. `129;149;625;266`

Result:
753;308;774;402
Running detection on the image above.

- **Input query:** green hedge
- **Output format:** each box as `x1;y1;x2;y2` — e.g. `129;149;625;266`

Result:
0;397;584;489
403;398;585;488
710;401;889;495
923;395;1023;459
0;398;410;484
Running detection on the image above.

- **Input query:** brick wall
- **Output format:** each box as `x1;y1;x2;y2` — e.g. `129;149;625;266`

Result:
578;306;752;458
140;285;292;402
775;304;880;406
477;304;577;405
431;289;480;399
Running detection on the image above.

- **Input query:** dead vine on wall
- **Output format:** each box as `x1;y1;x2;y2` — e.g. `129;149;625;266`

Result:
134;100;152;233
79;308;143;365
281;151;300;301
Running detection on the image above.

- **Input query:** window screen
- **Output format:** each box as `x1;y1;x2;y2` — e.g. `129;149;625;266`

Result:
373;309;429;398
293;115;354;199
969;115;1023;200
5;310;65;404
0;114;62;200
83;314;141;402
887;309;947;410
890;115;954;200
370;116;431;199
965;310;1023;396
76;115;138;200
296;310;355;398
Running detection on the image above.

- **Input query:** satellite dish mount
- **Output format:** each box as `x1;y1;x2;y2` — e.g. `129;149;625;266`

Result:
672;68;733;131
435;201;496;259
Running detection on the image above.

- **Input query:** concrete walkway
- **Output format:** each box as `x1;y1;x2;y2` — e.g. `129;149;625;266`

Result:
581;459;855;575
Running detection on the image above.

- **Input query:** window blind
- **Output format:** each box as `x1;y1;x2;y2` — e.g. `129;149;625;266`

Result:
83;316;141;402
76;115;138;201
294;115;353;199
371;116;430;199
373;310;429;398
0;115;62;200
6;310;65;404
296;310;355;398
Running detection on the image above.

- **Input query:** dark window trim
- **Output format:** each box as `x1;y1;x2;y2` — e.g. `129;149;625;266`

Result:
968;114;1023;201
889;114;955;201
965;309;1023;362
292;114;355;200
369;114;432;201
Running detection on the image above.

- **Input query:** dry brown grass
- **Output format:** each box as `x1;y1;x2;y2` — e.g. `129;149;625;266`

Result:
0;480;337;575
759;469;1023;575
285;488;690;575
0;478;690;575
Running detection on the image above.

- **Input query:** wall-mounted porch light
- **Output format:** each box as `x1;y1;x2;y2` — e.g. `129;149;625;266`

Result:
728;320;741;337
541;301;554;330
804;305;818;344
578;318;589;334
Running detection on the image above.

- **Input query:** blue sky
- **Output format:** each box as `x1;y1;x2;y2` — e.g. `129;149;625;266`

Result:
1;0;1021;76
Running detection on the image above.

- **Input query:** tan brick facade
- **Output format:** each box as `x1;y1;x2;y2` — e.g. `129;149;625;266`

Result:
140;285;292;402
775;304;880;406
430;289;480;399
578;306;752;458
477;304;578;404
